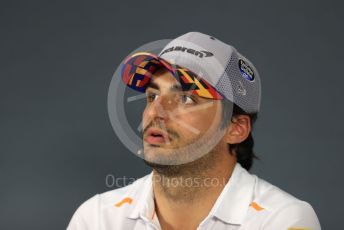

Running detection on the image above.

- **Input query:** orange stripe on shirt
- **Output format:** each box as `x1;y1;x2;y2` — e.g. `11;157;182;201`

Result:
114;197;133;207
250;202;264;211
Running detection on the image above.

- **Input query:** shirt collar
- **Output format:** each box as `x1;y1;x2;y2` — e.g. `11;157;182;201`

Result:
126;163;256;225
210;163;256;225
126;171;155;220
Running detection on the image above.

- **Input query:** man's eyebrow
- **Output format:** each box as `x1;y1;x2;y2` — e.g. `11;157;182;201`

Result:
146;81;184;92
146;81;159;90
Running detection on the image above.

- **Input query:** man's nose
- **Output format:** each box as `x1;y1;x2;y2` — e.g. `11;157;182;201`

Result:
146;95;176;121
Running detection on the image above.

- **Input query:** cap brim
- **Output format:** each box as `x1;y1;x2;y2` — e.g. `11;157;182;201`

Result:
121;52;223;99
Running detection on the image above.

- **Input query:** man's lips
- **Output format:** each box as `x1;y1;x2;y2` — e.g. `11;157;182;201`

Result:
144;128;171;145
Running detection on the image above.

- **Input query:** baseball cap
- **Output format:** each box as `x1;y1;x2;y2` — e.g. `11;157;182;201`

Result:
121;32;261;113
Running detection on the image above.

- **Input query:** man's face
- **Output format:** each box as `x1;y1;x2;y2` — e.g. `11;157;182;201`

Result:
142;68;225;166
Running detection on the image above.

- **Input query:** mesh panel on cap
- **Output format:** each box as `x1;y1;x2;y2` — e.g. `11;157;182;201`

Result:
215;50;261;113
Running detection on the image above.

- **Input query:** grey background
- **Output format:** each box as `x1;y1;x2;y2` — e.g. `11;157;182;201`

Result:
1;0;343;229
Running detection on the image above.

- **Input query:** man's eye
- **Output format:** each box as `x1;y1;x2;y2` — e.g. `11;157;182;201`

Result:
181;94;196;105
147;93;158;102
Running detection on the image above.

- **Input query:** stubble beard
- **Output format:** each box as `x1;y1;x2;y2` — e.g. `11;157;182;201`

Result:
143;126;227;202
143;124;226;175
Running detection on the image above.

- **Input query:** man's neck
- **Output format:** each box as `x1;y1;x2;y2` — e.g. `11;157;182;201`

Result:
152;150;236;230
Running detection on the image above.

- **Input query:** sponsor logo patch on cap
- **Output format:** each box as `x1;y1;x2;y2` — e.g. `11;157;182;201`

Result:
239;59;255;82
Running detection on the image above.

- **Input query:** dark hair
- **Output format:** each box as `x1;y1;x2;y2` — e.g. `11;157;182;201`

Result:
220;99;258;171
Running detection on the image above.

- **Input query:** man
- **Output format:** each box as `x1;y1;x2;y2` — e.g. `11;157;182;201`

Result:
67;32;321;230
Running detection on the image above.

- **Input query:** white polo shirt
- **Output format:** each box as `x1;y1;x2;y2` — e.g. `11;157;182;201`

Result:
67;163;321;230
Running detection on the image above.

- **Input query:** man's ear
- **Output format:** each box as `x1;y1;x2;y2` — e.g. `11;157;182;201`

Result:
225;115;251;144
